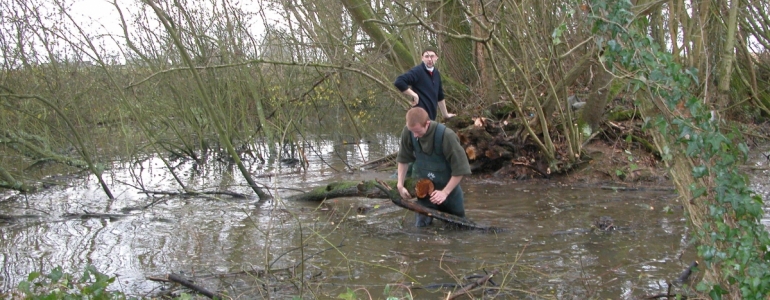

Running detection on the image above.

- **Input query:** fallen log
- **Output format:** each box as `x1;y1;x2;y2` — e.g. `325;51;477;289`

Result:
373;179;502;232
286;179;503;231
284;178;420;202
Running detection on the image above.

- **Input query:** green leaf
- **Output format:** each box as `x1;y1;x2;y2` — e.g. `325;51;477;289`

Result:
738;143;749;157
692;165;708;178
27;271;41;282
48;267;64;283
18;280;32;294
552;24;567;45
709;284;726;300
338;288;356;300
751;275;760;291
685;67;699;84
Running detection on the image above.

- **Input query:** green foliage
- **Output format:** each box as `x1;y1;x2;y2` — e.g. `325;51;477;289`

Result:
590;0;770;298
338;288;356;300
15;265;130;300
336;285;413;300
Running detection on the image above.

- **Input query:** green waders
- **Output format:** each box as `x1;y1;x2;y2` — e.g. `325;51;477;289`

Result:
410;124;465;226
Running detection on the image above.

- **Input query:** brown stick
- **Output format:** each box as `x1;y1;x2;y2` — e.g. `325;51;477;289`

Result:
167;273;222;299
448;269;500;299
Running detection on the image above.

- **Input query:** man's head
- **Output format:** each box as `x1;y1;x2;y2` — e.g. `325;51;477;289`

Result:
406;107;430;138
421;47;438;69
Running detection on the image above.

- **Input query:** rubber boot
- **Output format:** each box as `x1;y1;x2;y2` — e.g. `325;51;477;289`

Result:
415;213;433;227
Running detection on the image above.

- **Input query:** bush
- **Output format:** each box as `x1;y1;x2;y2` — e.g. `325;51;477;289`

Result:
9;265;131;300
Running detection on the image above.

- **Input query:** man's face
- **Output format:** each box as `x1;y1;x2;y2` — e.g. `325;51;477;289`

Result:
407;121;429;138
422;51;438;68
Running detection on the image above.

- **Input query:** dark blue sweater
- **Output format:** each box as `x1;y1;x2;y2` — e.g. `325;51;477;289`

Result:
394;62;444;120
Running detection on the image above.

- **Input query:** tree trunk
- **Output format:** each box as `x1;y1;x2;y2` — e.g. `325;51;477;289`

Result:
339;0;414;70
428;0;477;99
717;0;740;93
580;66;614;131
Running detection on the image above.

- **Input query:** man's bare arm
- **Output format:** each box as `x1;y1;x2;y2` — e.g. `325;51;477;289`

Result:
438;100;456;118
402;89;419;107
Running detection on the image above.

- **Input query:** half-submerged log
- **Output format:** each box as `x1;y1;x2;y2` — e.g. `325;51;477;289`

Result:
284;178;421;201
373;179;501;232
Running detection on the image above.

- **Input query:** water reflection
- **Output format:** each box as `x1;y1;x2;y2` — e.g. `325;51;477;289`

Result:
3;139;770;299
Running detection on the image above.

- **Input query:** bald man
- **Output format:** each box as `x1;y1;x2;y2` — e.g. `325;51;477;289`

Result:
396;107;471;226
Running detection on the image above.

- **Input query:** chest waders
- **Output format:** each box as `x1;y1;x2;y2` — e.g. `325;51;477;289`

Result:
411;124;465;226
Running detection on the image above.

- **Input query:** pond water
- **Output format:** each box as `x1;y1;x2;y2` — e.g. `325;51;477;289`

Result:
1;130;769;299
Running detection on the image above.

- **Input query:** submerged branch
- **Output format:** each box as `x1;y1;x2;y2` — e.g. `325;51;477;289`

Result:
166;273;223;299
448;269;500;299
140;189;248;199
1;131;89;169
0;166;35;193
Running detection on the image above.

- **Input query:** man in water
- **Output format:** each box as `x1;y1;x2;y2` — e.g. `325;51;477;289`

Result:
394;47;456;121
396;108;471;226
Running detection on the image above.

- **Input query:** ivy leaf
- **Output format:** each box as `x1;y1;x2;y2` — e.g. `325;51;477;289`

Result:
552;24;567;45
27;271;41;282
738;143;749;157
691;186;707;198
692;165;708;178
47;267;63;283
18;280;32;294
685;67;700;85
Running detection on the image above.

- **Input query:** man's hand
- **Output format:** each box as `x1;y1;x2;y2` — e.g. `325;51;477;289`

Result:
403;89;419;107
437;100;455;118
429;190;448;205
397;185;412;200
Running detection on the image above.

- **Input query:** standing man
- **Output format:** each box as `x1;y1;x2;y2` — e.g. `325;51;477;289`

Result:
394;47;456;121
396;108;471;227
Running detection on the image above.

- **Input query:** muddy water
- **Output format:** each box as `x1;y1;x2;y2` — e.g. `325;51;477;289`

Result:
1;134;768;299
